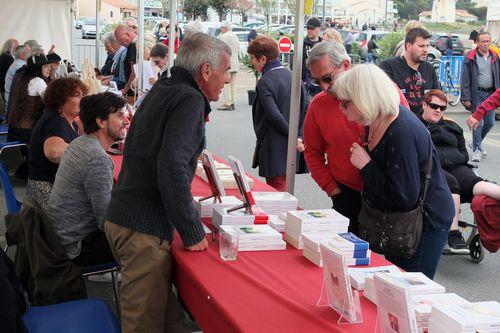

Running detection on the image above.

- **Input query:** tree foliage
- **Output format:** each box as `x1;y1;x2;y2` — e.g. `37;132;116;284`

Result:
256;0;274;28
231;0;253;24
394;0;432;20
208;0;231;21
377;32;405;61
183;0;208;20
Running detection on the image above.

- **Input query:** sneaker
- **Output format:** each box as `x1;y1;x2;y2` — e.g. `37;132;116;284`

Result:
87;272;121;283
217;104;235;111
482;149;487;157
471;149;482;162
447;231;470;254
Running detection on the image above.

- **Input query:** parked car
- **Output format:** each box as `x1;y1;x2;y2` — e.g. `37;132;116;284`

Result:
81;18;105;39
243;22;266;30
75;17;89;29
431;34;464;56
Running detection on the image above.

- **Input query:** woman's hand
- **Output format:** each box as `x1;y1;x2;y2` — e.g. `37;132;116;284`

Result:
350;142;371;170
466;116;479;130
297;138;305;152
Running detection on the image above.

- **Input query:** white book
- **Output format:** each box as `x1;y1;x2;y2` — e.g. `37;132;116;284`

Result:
220;225;283;243
428;301;500;333
381;272;445;295
268;215;285;232
374;273;419;333
348;265;401;290
320;242;371;266
193;196;243;218
302;232;332;252
329;233;369;251
212;206;268;228
238;241;287;251
364;276;377;304
287;209;349;226
413;293;470;319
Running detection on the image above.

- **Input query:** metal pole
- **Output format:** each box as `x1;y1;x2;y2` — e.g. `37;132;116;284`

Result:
70;0;75;61
322;0;326;26
95;0;100;66
168;0;177;71
285;0;305;194
384;0;388;30
138;0;145;91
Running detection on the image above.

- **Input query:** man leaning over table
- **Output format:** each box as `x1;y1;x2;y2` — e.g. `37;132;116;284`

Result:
47;92;128;267
105;33;231;333
303;41;409;236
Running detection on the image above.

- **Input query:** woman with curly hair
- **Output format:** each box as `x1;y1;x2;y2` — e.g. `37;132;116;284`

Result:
27;77;88;211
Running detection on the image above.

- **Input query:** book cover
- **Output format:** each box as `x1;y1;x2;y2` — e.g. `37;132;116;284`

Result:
348;265;401;290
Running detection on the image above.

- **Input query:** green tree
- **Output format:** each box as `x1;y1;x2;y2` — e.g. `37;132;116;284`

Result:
256;0;273;29
231;0;253;24
377;32;405;61
394;0;432;20
208;0;231;21
183;0;208;20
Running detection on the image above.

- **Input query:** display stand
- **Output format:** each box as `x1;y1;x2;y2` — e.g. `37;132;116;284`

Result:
198;150;226;204
316;279;363;324
226;155;255;215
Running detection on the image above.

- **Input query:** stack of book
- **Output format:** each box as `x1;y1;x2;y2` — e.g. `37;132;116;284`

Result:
302;232;371;267
212;206;268;229
348;265;401;290
284;209;349;249
268;215;285;233
220;225;286;251
193;196;242;218
412;293;470;332
252;192;298;215
428;301;500;333
196;161;254;189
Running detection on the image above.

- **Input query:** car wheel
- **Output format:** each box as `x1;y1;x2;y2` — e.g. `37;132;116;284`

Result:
427;54;436;61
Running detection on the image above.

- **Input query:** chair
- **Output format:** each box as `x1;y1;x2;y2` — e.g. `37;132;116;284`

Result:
23;298;121;333
83;262;121;317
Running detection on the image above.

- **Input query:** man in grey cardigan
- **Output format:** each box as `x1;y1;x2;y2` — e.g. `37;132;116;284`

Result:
47;92;129;267
105;33;231;333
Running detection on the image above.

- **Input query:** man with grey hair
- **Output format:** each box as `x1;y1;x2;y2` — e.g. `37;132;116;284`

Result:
105;32;231;332
218;21;239;110
100;33;121;76
4;44;30;110
303;41;409;236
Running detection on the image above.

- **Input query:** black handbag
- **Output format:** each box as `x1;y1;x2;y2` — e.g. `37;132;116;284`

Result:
358;127;433;259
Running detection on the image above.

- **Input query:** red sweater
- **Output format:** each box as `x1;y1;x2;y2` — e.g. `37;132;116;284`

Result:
304;90;409;196
472;88;500;121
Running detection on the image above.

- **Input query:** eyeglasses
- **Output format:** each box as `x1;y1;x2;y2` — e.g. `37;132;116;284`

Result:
311;68;338;86
415;71;423;86
427;102;447;112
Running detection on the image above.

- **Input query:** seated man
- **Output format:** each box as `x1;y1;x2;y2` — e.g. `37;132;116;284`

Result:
47;92;129;267
419;89;500;254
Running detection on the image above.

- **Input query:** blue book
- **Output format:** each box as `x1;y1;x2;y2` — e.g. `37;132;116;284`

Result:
346;257;370;266
329;232;369;251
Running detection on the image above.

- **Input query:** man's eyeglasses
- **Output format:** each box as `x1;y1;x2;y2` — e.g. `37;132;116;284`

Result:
415;71;423;86
427;102;447;112
311;69;337;86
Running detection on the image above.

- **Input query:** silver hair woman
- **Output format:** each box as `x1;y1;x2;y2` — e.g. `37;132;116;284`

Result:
333;64;455;279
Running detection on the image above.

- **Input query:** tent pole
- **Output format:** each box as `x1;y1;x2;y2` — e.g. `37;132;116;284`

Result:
285;0;305;194
95;0;100;66
138;0;145;91
168;0;177;73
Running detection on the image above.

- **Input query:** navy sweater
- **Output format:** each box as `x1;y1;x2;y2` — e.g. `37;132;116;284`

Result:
360;108;454;230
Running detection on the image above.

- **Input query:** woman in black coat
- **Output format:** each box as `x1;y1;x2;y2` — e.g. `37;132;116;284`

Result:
247;36;307;191
420;89;500;253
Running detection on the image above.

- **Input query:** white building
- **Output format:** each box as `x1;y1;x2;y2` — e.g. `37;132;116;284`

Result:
339;0;398;29
431;0;456;23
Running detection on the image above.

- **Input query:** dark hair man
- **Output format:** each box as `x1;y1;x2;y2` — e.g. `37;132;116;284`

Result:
47;92;129;267
379;27;440;113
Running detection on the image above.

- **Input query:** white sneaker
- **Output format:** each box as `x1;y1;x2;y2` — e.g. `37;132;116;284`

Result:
472;149;482;162
87;272;121;283
482;149;487;157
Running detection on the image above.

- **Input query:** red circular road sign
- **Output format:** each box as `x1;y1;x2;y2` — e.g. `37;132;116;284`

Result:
278;37;293;53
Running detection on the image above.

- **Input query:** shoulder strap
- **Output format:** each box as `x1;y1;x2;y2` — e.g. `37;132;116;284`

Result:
418;143;433;207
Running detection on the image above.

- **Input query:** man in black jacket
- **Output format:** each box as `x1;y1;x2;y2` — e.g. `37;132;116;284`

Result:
302;17;323;99
105;33;231;333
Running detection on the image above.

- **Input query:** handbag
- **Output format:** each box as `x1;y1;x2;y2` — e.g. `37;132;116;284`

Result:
358;127;433;259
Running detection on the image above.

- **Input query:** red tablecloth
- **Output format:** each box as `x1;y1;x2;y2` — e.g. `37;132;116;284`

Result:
109;154;388;333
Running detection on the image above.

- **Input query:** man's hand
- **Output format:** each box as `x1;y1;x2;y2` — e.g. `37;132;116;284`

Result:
297;138;305;152
463;101;471;108
148;76;158;85
330;187;341;197
185;238;208;252
466;116;479;130
350;142;371;170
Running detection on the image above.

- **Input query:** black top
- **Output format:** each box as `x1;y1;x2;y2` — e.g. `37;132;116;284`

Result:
123;42;137;83
367;40;378;53
28;109;79;183
445;37;453;50
106;66;209;246
301;36;322;83
0;52;14;94
100;52;115;76
379;56;440;113
360;107;454;230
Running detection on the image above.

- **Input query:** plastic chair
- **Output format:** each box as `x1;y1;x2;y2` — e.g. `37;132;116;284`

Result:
23;298;121;333
0;160;21;214
83;262;121;317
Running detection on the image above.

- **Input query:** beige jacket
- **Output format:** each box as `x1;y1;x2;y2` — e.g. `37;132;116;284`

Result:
220;31;240;72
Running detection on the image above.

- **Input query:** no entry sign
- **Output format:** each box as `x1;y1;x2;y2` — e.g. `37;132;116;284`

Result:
278;36;293;53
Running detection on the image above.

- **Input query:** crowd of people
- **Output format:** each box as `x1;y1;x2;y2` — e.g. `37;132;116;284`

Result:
0;16;499;333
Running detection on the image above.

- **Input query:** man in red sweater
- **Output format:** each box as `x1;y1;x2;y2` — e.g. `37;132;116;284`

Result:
467;88;499;130
304;41;409;235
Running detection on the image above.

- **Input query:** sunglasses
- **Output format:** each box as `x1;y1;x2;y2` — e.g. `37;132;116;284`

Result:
415;71;423;86
427;102;447;112
311;69;337;86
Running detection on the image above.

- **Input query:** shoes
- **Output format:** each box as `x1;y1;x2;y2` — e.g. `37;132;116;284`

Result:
471;149;482;162
217;104;235;111
87;272;121;283
447;230;470;254
482;149;487;157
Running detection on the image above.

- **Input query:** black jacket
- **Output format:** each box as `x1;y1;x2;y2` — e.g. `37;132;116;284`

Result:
301;36;322;83
6;197;86;305
252;61;307;177
419;115;469;171
460;48;500;110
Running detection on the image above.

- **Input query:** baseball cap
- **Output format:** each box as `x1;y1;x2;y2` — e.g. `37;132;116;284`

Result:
306;17;321;29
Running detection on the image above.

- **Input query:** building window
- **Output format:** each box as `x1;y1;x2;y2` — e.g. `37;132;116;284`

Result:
110;11;113;18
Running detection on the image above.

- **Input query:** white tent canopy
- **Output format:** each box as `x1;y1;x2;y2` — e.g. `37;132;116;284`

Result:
487;2;500;43
0;0;72;59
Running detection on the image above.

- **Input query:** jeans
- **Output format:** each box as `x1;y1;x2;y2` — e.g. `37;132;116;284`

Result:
366;52;377;64
385;224;449;279
472;90;496;150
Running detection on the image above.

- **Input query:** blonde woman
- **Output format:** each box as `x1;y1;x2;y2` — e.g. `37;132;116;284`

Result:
322;29;343;44
333;64;454;279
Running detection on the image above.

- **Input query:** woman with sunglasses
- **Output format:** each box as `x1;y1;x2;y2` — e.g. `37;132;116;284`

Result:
420;89;500;254
334;65;454;279
247;36;308;191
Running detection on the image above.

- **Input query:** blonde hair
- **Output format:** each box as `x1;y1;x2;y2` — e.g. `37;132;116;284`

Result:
144;33;156;49
404;20;425;34
333;64;399;124
322;29;343;44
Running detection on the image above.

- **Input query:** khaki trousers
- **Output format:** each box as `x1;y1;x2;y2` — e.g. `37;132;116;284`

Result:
104;221;188;333
223;72;237;105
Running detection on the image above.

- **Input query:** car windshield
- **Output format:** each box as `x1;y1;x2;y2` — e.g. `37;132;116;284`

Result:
84;18;96;24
